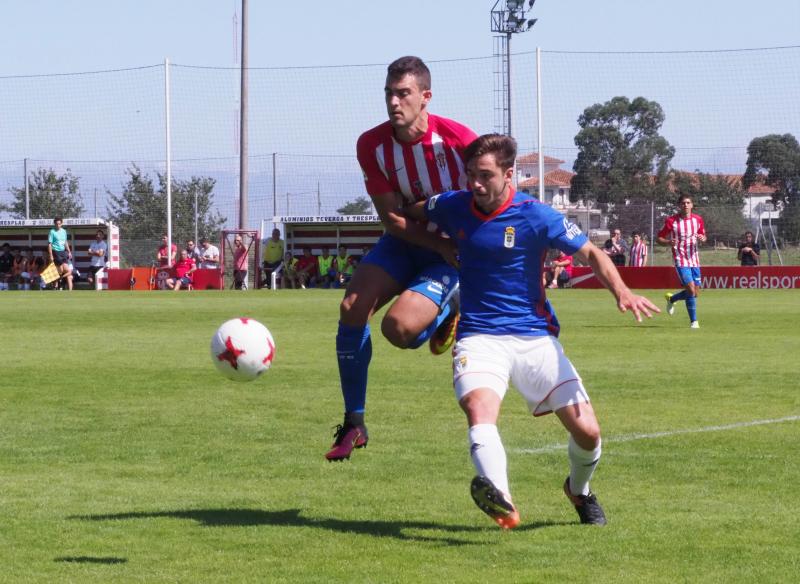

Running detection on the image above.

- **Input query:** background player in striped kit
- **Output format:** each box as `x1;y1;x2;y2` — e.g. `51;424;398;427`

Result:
628;231;648;267
657;195;707;328
325;56;477;461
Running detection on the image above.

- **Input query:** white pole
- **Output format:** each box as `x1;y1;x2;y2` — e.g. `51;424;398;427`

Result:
165;58;173;264
24;158;30;219
536;47;544;204
650;201;655;266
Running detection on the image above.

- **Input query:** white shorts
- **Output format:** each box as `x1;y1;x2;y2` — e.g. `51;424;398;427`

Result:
452;334;589;417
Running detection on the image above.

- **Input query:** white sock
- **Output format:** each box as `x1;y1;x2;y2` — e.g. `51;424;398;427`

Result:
568;436;602;496
468;424;510;496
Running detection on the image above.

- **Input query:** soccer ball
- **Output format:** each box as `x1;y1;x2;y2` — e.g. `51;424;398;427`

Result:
210;318;276;382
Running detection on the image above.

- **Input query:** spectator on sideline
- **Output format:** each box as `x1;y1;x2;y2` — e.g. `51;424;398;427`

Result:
737;231;760;266
157;234;177;267
658;194;706;329
199;237;220;270
628;231;648;267
17;248;34;290
87;230;108;288
48;217;73;291
261;228;285;288
325;56;477;462
280;252;299;289
233;235;249;290
29;251;47;290
405;133;658;529
11;247;26;290
0;243;14;290
603;229;627;267
317;247;336;288
543;250;574;289
165;249;197;291
334;245;355;288
185;240;203;265
295;247;319;289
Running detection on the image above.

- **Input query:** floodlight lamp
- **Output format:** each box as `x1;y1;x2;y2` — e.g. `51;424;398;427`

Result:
507;0;523;10
528;0;537;8
526;18;538;30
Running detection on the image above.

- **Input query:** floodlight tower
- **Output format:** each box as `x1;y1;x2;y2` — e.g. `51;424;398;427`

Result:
491;0;538;136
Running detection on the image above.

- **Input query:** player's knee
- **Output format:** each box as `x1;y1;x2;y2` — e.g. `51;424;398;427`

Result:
572;423;601;450
380;313;414;348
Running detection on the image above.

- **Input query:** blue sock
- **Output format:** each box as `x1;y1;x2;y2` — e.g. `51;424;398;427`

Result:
408;302;452;349
336;323;372;414
686;295;697;322
671;290;689;303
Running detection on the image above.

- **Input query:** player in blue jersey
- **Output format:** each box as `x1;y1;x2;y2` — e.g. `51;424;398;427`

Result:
406;134;659;528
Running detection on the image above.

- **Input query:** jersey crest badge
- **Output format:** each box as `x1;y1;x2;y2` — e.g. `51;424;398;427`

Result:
436;151;447;169
504;226;515;248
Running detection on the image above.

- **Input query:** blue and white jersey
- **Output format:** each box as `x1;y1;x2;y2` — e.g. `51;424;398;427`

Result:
425;188;588;338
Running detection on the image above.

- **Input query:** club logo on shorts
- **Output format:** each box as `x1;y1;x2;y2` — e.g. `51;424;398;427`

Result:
454;355;468;374
504;226;515;248
427;194;439;210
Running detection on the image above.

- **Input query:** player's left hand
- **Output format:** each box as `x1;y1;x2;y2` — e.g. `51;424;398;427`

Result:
617;290;660;322
698;234;707;243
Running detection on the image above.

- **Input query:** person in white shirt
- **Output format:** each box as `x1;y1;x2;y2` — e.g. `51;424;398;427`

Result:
200;237;220;270
87;230;108;287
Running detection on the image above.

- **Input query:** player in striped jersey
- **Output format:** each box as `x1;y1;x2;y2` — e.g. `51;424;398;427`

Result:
628;231;648;267
325;56;478;461
657;195;707;328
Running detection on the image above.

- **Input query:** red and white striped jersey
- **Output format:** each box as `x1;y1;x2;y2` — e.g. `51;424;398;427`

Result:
629;241;648;267
356;114;477;206
658;213;706;267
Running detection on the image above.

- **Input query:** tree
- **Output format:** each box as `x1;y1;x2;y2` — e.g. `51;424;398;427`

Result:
107;164;226;266
672;171;747;243
2;167;84;219
743;134;800;243
571;96;675;214
337;196;373;215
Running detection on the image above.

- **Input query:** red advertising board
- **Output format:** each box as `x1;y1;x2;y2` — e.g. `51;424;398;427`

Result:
106;268;223;290
570;266;800;290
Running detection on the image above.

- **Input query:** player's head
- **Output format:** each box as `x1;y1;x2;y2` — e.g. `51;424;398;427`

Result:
744;230;754;242
464;134;517;213
385;56;432;131
53;217;63;227
95;230;105;240
632;231;641;242
179;248;189;259
677;195;693;217
162;234;169;243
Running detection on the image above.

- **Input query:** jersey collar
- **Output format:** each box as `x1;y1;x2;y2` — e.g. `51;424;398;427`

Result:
470;187;516;221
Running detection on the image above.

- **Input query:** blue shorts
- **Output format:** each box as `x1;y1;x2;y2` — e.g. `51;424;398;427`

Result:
360;234;458;309
676;266;701;287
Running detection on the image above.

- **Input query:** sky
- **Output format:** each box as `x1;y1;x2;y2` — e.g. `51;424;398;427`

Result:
0;0;798;74
0;1;798;222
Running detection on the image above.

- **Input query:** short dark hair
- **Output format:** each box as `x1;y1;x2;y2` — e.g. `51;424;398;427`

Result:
54;216;63;224
464;134;517;171
677;194;693;205
387;56;431;90
96;230;105;237
201;237;209;244
632;231;641;238
744;230;754;237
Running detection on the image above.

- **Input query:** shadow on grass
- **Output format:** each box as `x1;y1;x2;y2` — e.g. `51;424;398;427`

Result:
54;556;127;564
70;508;566;545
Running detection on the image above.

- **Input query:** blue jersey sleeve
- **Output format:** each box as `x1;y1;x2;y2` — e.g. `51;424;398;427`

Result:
543;206;588;254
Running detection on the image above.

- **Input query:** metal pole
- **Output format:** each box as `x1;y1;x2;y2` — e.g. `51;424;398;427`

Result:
94;187;98;218
165;57;173;263
238;0;249;229
536;47;544;203
272;152;277;218
506;32;512;136
194;188;199;244
317;181;321;215
650;201;655;266
24;158;29;219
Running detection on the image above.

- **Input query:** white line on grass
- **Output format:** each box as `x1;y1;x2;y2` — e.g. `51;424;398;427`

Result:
513;415;800;455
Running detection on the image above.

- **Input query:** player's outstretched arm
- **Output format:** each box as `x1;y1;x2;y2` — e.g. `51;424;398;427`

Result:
375;193;457;267
574;242;660;322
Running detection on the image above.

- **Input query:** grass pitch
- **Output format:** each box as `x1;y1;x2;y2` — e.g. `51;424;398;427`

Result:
1;289;798;583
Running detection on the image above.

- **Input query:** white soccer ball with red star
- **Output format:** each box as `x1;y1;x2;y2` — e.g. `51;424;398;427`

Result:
210;318;275;382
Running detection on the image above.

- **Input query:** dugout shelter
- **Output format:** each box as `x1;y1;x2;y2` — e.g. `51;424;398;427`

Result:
261;215;384;289
0;218;119;289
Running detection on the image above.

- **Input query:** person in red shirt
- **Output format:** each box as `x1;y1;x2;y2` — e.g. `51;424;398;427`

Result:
156;234;177;267
295;247;319;289
544;250;573;289
165;249;196;291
